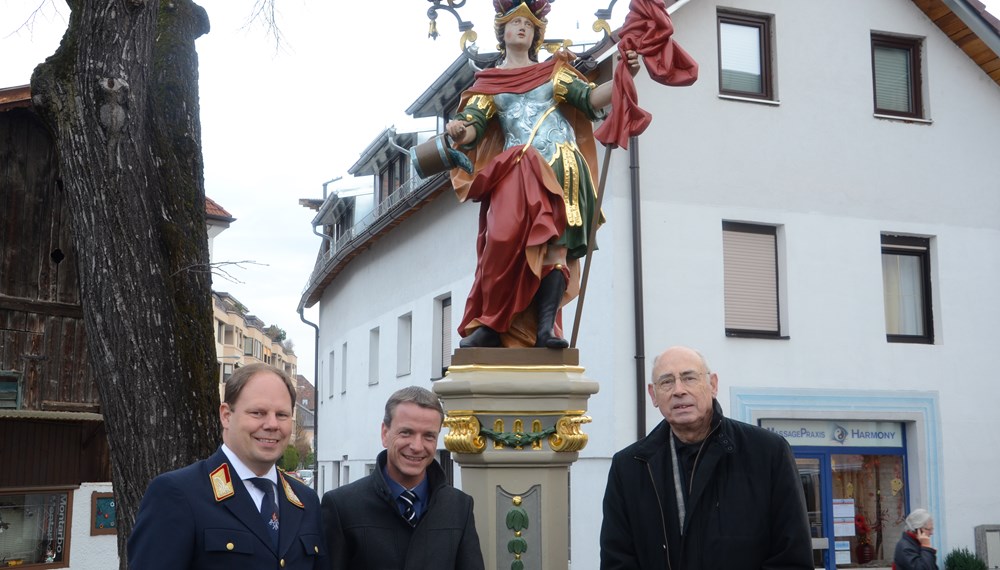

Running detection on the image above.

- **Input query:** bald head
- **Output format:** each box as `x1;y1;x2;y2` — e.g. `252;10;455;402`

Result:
651;346;711;381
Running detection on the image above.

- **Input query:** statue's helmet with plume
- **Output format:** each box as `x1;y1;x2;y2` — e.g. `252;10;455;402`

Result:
494;0;550;57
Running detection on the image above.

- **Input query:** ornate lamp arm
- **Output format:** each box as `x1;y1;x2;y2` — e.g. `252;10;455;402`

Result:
426;0;477;48
424;0;622;67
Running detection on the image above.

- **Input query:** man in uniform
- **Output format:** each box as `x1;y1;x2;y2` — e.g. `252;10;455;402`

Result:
128;363;326;569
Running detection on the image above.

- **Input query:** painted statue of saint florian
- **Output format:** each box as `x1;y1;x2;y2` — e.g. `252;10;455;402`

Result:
446;0;640;349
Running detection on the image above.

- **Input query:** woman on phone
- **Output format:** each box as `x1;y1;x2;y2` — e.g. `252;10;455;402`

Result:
893;509;938;570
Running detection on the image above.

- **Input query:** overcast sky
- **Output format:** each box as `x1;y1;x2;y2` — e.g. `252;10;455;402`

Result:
2;0;998;382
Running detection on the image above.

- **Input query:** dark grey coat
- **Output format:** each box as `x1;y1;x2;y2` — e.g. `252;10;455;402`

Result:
600;400;814;570
321;450;484;570
893;531;938;570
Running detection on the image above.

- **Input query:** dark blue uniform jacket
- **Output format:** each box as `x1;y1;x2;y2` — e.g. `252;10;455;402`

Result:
128;448;326;570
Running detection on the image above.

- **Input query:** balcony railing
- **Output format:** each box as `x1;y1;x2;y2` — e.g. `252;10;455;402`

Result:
326;174;428;257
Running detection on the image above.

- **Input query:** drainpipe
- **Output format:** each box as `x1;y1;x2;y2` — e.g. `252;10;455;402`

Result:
298;306;319;489
629;136;647;441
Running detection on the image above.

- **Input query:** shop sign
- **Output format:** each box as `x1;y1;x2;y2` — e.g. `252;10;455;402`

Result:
760;419;903;447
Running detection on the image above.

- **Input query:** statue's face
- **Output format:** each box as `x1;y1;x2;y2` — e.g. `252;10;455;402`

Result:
503;16;536;53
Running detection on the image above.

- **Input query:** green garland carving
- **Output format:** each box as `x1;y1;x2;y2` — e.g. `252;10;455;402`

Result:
506;497;529;570
480;426;555;448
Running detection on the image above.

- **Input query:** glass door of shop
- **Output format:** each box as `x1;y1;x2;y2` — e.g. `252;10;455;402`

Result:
830;452;909;568
794;449;909;570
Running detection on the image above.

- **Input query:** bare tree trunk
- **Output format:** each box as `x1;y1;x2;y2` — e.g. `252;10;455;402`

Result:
30;0;218;566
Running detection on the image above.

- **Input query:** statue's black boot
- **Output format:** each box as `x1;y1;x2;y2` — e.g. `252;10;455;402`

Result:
534;269;569;349
459;325;501;348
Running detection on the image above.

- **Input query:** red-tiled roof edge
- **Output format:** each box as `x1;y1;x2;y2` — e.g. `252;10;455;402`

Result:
0;85;32;111
205;196;236;222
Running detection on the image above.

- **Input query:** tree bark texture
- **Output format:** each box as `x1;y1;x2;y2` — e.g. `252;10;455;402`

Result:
30;0;217;566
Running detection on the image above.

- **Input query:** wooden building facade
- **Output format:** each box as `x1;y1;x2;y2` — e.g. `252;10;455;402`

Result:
1;85;110;568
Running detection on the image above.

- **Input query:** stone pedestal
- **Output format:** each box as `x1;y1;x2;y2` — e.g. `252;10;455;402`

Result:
433;348;599;570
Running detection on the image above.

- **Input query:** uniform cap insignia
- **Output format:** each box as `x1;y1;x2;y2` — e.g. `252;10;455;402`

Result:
210;464;235;502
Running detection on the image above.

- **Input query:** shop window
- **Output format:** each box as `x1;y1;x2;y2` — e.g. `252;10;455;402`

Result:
762;418;912;569
718;11;775;100
871;34;924;119
723;222;782;337
881;234;933;343
0;488;73;568
832;453;908;567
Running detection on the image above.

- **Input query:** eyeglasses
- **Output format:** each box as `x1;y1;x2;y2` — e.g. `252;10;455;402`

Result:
653;371;708;391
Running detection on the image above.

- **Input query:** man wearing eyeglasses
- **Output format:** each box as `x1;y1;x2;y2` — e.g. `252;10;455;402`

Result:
599;346;813;570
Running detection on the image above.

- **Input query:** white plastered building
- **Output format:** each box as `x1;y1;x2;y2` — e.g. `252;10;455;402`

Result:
301;1;1000;568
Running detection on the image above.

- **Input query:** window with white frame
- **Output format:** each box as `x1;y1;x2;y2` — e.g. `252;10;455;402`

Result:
369;327;380;385
718;11;774;100
397;313;412;377
871;33;924;119
327;349;336;399
881;234;933;343
340;342;348;395
432;296;452;379
723;222;781;336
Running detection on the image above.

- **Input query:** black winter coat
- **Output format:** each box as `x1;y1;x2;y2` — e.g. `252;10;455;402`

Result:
321;450;484;570
600;400;813;570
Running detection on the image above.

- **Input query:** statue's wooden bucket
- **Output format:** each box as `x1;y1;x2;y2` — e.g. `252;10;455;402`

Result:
410;134;472;178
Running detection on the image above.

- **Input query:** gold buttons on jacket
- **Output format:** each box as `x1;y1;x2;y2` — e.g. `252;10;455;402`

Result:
226;543;234;551
280;559;286;567
314;546;319;553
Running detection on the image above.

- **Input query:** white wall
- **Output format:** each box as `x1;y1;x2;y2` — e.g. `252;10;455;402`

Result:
68;483;118;570
312;0;1000;566
315;191;478;470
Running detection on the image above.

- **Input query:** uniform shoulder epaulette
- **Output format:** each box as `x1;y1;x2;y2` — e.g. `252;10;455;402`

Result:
210;464;235;502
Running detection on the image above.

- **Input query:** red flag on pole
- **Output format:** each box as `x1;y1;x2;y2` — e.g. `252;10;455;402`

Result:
594;0;699;149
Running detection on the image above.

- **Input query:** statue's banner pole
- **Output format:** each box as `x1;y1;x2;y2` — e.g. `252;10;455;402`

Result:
570;143;615;348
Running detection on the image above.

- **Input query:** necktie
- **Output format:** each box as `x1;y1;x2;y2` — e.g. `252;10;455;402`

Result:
399;489;418;526
249;478;279;549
